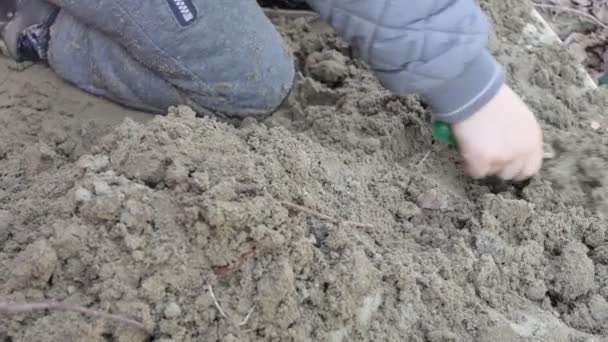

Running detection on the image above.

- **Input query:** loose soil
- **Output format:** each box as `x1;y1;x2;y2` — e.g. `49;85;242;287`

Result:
2;0;608;341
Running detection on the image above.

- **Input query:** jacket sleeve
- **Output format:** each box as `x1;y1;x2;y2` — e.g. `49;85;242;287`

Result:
305;0;505;123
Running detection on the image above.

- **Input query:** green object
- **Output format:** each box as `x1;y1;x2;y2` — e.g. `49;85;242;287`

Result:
432;120;456;145
599;73;608;87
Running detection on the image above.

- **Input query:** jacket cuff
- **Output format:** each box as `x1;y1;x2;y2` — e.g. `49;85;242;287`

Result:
425;50;504;124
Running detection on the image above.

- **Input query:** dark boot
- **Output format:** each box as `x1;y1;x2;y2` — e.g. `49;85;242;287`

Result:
1;0;59;62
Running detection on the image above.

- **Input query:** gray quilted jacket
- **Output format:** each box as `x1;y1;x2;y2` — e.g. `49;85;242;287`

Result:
41;0;502;123
306;0;504;123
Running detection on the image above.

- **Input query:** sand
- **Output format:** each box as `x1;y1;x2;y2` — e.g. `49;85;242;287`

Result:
2;0;608;341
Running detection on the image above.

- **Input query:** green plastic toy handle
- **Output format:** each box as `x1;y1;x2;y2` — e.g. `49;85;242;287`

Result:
432;121;456;145
599;73;608;87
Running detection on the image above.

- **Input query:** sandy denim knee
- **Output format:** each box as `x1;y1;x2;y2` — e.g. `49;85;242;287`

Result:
187;57;296;120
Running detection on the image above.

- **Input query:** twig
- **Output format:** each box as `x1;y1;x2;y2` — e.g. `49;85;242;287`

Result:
212;247;257;279
532;3;608;30
207;284;228;319
0;301;149;333
207;283;255;326
416;151;431;168
280;201;374;229
239;306;255;326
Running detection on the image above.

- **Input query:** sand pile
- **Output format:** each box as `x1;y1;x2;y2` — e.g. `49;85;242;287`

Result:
1;0;608;341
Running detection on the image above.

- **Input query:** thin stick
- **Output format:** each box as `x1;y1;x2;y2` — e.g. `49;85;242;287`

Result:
280;201;374;229
212;248;257;279
207;284;228;319
0;302;149;333
416;151;431;168
532;3;608;30
239;306;255;326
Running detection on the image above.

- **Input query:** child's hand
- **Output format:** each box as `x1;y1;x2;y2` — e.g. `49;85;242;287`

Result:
451;84;543;180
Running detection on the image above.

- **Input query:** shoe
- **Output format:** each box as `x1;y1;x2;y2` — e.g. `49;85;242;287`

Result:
1;0;58;62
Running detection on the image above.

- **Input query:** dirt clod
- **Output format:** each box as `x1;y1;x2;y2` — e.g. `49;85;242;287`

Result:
164;302;182;319
551;241;595;301
9;240;58;290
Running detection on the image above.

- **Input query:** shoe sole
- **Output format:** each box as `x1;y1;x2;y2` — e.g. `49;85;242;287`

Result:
257;0;311;10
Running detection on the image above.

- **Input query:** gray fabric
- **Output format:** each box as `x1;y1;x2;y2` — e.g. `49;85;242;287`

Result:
48;11;186;113
305;0;505;123
45;0;295;117
43;0;501;122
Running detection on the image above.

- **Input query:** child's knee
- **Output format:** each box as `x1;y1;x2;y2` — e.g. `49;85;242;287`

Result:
178;3;296;118
188;44;295;119
48;0;297;118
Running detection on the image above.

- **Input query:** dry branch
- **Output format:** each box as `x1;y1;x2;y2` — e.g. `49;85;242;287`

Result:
281;201;374;228
533;3;608;30
0;301;149;333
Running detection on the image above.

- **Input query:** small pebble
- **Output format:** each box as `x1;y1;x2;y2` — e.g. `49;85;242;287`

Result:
239;117;258;129
93;180;111;195
591;121;601;131
589;294;608;321
168;105;196;119
543;143;556;160
76;155;109;172
397;201;422;218
74;187;92;203
164;302;182;319
526;279;547;301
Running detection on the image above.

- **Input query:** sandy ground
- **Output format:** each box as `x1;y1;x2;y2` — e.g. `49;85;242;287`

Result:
2;0;608;341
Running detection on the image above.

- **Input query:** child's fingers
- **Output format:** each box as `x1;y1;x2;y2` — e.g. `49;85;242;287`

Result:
497;158;525;180
515;152;543;181
463;158;493;179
